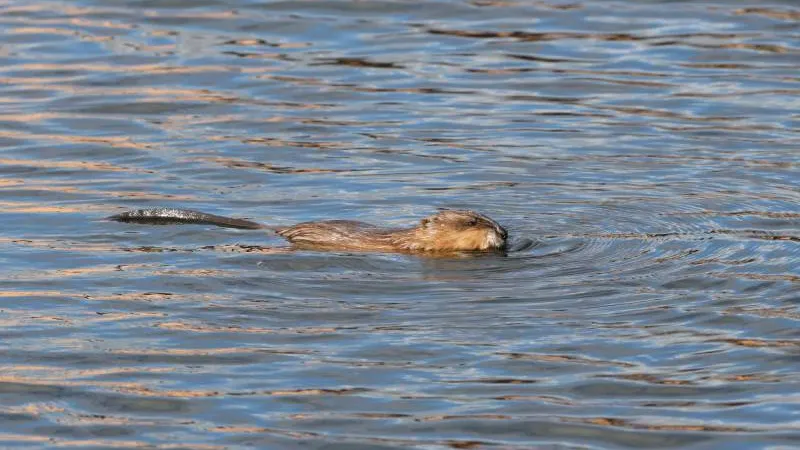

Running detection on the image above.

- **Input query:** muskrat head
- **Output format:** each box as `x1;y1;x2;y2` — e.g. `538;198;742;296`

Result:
417;210;508;252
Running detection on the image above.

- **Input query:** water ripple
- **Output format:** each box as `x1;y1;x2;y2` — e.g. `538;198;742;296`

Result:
0;0;798;448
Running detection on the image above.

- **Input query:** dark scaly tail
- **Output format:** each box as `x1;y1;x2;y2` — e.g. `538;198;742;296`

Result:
107;208;264;230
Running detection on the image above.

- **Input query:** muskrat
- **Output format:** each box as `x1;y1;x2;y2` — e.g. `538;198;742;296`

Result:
108;208;508;253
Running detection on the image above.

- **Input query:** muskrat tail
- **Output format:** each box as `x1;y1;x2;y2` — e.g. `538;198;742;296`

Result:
107;208;264;230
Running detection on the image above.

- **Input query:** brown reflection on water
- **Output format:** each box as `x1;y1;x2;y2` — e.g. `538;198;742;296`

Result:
0;434;225;450
205;157;359;174
427;28;755;43
709;272;799;282
0;290;66;298
207;135;349;150
316;57;404;69
0;373;157;394
158;321;343;335
719;338;800;349
1;180;197;200
0;202;89;214
0;157;140;172
497;352;637;368
84;291;226;303
735;7;800;20
0;238;122;252
723;306;800;320
567;417;757;433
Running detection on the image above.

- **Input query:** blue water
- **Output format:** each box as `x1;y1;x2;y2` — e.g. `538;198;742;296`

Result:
0;0;798;448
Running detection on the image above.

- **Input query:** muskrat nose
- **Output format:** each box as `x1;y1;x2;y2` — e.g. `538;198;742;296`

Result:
499;227;508;240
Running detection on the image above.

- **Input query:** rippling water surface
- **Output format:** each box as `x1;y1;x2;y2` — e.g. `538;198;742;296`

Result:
1;0;799;448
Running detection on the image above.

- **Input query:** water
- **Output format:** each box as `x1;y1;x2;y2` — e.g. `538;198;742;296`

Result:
1;0;798;448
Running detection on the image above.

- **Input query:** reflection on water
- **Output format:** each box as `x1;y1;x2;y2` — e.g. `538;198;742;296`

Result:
1;0;798;448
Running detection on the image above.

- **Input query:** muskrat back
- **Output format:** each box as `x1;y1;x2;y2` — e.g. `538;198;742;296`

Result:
108;208;508;253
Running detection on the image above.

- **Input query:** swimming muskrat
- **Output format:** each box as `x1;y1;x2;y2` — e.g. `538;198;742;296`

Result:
108;208;508;253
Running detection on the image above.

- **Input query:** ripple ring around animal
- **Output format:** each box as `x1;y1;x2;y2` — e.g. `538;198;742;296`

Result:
107;208;510;254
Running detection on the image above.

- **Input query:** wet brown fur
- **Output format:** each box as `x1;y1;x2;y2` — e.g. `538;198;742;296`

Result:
276;210;507;253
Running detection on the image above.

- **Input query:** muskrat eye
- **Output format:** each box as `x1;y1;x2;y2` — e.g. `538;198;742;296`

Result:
465;218;478;226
